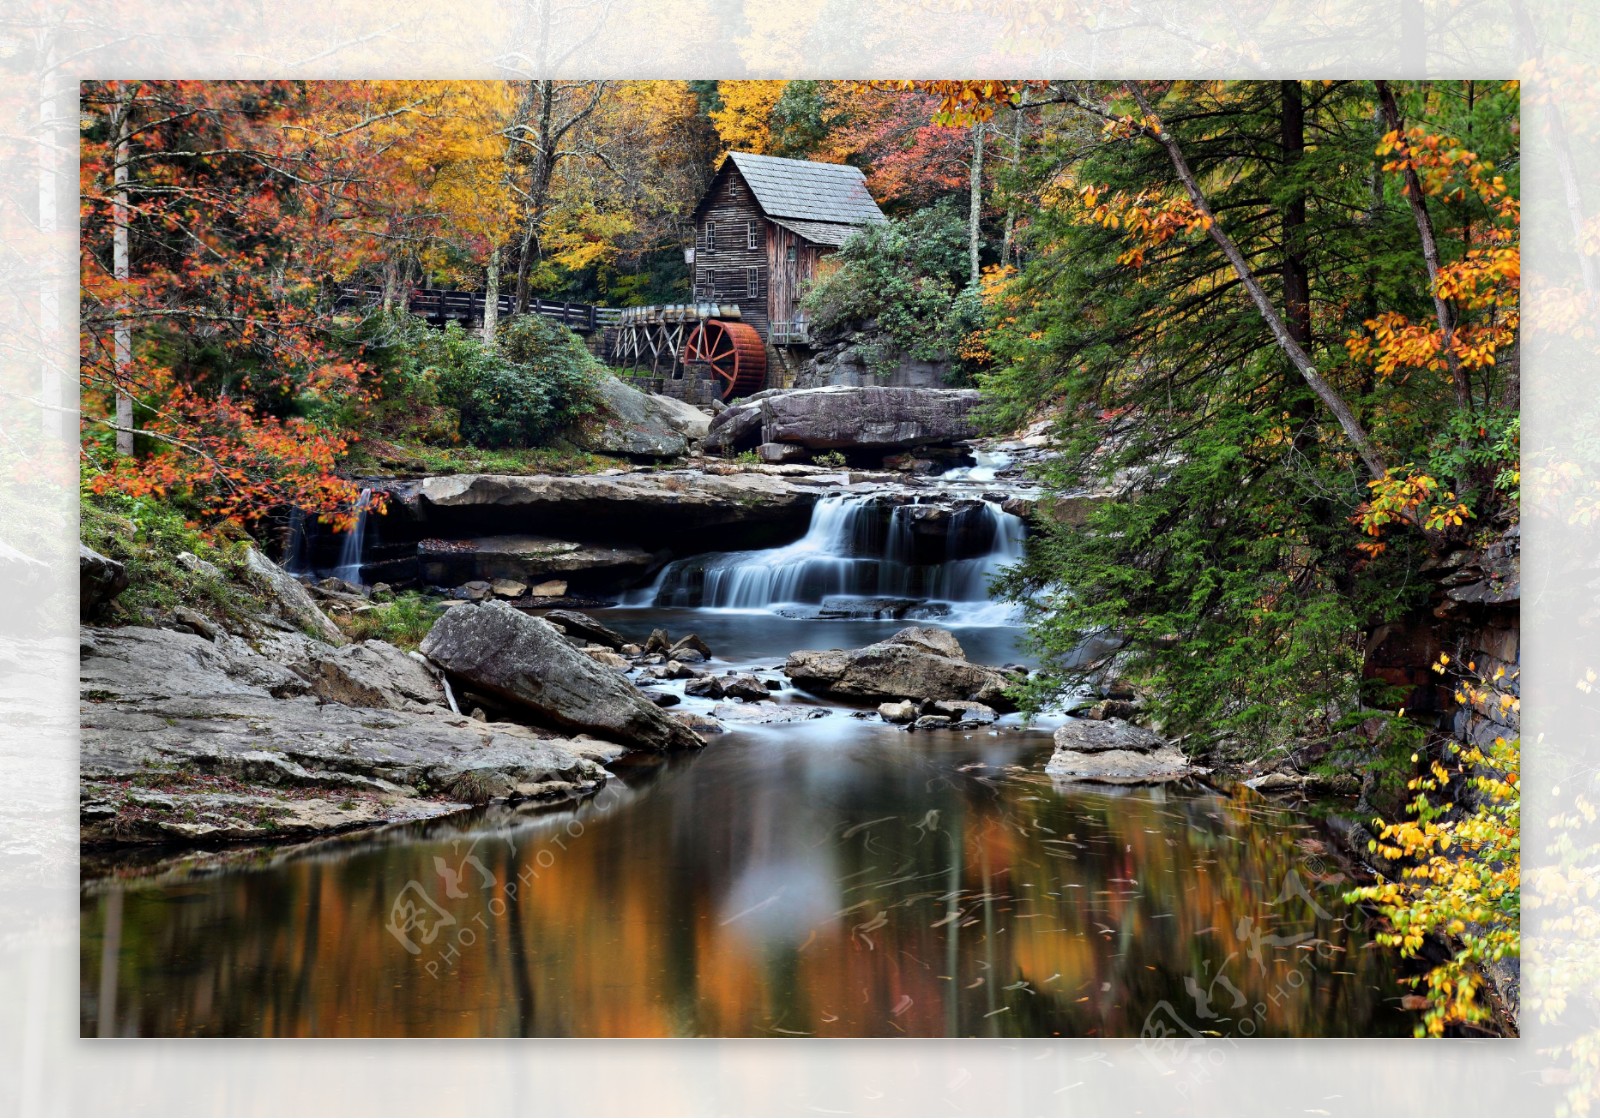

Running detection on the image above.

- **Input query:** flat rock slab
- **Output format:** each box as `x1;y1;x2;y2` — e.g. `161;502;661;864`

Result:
1050;718;1167;754
80;625;615;846
1045;745;1201;785
418;535;665;587
388;471;822;532
711;702;829;724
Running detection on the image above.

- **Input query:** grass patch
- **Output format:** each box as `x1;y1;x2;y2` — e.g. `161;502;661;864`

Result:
345;437;626;477
80;482;273;630
336;591;444;651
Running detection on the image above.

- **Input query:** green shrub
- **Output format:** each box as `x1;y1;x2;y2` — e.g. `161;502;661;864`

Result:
802;201;981;379
338;312;598;450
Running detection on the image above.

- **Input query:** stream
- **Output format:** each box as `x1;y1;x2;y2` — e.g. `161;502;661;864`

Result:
79;476;1413;1038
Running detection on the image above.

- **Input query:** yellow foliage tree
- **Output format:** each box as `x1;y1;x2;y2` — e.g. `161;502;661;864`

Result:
1346;657;1521;1036
710;80;787;153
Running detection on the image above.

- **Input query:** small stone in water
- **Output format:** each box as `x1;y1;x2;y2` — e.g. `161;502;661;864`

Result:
685;676;726;700
878;700;917;724
721;675;771;702
670;633;713;660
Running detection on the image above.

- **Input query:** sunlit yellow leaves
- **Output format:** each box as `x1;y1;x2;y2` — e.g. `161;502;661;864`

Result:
709;81;788;153
1073;182;1212;267
1346;723;1519;1037
864;80;1037;125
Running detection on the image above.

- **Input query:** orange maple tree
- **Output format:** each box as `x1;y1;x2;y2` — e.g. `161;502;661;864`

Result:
80;80;381;530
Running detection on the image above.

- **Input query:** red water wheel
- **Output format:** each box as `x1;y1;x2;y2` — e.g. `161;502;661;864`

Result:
683;319;767;400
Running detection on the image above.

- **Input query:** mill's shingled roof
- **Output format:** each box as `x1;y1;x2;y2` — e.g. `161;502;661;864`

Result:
767;217;864;248
698;152;887;244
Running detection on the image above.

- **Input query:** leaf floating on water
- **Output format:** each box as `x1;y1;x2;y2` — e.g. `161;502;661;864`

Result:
892;994;913;1016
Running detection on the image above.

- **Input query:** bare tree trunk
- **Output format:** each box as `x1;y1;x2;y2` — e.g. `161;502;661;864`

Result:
1374;80;1471;414
482;245;501;345
381;252;398;315
1000;107;1023;267
513;220;536;314
968;120;985;286
112;88;134;457
1121;83;1388;479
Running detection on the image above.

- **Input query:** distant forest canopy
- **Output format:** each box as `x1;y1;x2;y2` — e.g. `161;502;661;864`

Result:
84;80;1010;315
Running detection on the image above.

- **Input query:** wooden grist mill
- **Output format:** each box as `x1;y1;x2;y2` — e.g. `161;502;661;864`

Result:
605;152;886;403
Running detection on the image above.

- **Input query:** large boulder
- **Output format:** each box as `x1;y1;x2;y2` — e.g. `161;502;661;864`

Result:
80;544;129;617
794;326;952;389
760;387;981;453
1049;718;1167;753
543;609;627;651
702;387;982;457
417;535;666;589
571;374;690;459
1045;719;1200;784
244;546;346;645
702;400;765;455
646;393;712;443
885;625;964;659
79;625;614;845
784;626;1014;709
420;600;702;752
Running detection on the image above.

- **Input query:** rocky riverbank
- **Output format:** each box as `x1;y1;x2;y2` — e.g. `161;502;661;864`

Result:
76;546;715;847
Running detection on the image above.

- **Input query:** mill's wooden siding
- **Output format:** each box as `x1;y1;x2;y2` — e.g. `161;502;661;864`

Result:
693;173;769;339
765;223;825;333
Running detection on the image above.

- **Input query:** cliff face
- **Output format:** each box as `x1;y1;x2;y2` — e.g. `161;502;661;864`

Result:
1363;525;1520;748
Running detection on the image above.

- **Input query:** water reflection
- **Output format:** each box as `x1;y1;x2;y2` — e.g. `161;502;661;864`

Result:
81;718;1411;1037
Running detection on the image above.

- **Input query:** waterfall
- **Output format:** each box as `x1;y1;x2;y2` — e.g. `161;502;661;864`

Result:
939;449;1013;484
283;508;313;577
629;493;1025;624
330;487;373;585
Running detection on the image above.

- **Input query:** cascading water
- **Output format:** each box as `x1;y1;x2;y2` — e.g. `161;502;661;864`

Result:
330;487;373;585
939;449;1013;484
282;508;313;577
628;493;1026;624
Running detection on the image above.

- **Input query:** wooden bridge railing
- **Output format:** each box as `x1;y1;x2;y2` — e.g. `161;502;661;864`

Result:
335;286;621;333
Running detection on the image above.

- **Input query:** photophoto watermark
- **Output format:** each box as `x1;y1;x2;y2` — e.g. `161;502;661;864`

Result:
385;785;625;976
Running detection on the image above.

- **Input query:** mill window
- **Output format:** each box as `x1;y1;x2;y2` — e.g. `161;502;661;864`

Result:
746;221;759;250
703;222;716;253
747;267;760;298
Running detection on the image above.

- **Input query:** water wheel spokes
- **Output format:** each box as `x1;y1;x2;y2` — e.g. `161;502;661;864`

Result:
683;319;767;400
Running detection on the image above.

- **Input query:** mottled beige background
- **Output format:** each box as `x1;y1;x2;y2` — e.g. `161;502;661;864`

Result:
0;1;1585;1113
